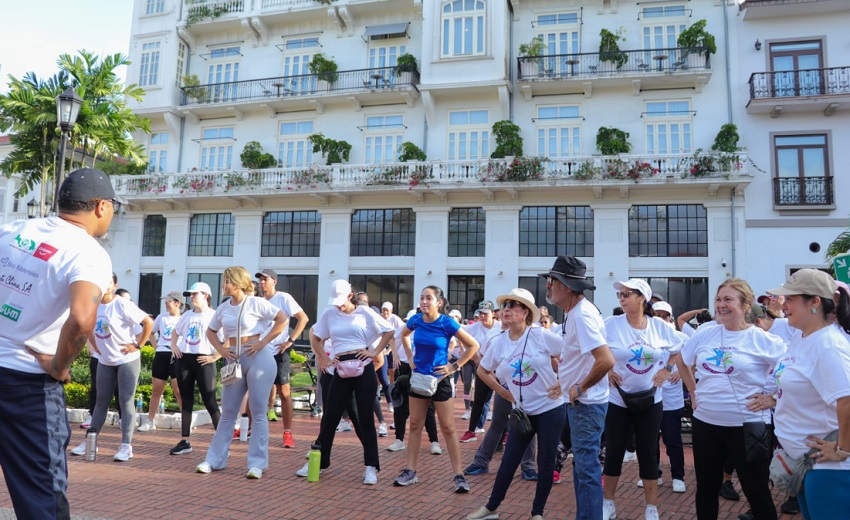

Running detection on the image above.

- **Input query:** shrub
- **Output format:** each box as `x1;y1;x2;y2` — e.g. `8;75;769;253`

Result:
596;127;632;155
491;120;524;158
308;133;351;165
398;142;426;162
140;345;156;370
240;141;276;169
65;382;90;409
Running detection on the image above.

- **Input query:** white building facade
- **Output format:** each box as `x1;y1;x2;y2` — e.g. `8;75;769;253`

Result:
104;0;846;327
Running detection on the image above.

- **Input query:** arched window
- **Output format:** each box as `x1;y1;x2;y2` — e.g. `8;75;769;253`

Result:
441;0;486;58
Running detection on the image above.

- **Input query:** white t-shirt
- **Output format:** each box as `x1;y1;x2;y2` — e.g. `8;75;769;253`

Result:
767;318;796;346
604;314;684;408
174;308;219;355
312;305;393;357
773;324;850;469
464;320;502;357
93;297;149;366
557;298;609;405
0;217;112;373
153;313;181;352
262;291;301;347
480;326;565;415
392;320;411;363
209;296;280;348
680;322;696;338
681;323;786;427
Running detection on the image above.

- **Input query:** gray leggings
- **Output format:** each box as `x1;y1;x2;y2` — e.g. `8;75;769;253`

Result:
91;358;141;445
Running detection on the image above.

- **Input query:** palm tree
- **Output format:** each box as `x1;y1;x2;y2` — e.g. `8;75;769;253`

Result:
826;220;850;276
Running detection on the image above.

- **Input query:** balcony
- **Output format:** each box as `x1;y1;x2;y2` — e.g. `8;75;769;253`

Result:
747;66;850;116
516;47;711;99
184;0;245;24
112;153;751;209
738;0;850;20
179;67;419;119
773;176;834;208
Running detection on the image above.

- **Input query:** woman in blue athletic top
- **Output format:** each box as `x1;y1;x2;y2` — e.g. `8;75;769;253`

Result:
393;285;480;492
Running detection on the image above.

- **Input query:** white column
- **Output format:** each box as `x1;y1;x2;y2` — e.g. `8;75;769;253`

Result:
484;206;521;300
412;206;450;291
232;210;264;273
162;212;191;291
590;204;631;315
317;208;354;304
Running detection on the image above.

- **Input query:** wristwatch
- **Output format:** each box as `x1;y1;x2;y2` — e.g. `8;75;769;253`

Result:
451;361;461;373
664;363;674;372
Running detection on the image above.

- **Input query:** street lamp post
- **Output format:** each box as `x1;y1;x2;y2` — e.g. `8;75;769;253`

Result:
27;199;38;219
50;87;83;215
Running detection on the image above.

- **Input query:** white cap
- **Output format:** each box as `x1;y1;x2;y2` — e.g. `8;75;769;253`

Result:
183;282;212;297
327;279;352;306
381;301;393;311
652;301;673;315
449;309;462;321
405;309;417;320
614;279;652;301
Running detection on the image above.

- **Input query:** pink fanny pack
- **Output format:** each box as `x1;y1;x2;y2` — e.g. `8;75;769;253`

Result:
334;357;370;378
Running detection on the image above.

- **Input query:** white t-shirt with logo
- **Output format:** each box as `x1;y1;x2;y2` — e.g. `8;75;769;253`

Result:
153;313;181;352
604;314;684;409
464;320;502;357
174;308;219;355
262;291;302;347
773;324;850;469
681;323;786;427
312;305;393;357
557;298;609;405
93;297;149;366
209;296;280;351
0;217;112;374
480;326;565;415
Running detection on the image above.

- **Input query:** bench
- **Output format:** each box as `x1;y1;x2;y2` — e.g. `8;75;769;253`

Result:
290;346;318;411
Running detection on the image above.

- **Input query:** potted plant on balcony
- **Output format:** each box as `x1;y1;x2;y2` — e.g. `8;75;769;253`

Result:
518;37;546;79
677;19;716;66
599;28;628;71
398;142;426;162
393;53;418;83
308;133;351;165
491;120;524;158
182;74;208;103
710;123;743;174
239;141;276;170
596;126;632;155
309;53;339;87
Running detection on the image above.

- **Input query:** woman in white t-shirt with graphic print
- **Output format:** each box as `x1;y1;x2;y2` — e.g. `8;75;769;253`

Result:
194;267;288;480
71;273;154;462
677;278;786;520
601;280;684;520
468;288;565;520
138;291;184;433
760;269;850;520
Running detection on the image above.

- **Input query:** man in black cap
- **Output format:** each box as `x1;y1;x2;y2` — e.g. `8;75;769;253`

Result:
0;168;116;519
540;256;614;520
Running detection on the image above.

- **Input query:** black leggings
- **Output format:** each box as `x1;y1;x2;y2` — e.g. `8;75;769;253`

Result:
392;362;438;442
467;369;492;433
603;402;663;480
175;354;220;437
316;367;380;470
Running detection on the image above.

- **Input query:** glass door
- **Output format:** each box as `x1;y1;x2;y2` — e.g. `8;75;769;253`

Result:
770;41;822;97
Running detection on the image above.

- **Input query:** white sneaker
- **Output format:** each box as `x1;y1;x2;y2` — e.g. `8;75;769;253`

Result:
474;427;486;434
603;499;617;520
645;506;659;520
80;415;92;428
387;439;406;451
137;418;156;432
363;465;378;485
637;478;663;488
430;442;442;455
387;403;394;413
70;440;87;456
462;410;471;421
378;423;388;437
336;419;352;432
486;411;493;421
113;443;133;462
623;450;637;462
246;467;263;479
195;461;212;474
296;461;321;477
672;479;686;493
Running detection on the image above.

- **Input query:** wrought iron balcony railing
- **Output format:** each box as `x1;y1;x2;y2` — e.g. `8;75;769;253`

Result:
517;47;710;80
180;66;419;106
749;66;850;99
773;176;833;206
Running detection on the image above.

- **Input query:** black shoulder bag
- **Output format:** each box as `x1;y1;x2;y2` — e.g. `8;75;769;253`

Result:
508;329;535;438
723;328;772;463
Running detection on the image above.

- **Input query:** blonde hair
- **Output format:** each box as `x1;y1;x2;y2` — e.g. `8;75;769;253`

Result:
223;266;255;295
717;277;754;316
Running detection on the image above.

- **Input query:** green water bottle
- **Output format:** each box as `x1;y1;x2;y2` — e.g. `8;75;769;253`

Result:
307;442;321;482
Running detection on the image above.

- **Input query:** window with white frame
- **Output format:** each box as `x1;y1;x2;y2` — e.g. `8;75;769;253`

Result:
207;46;240;102
441;0;486;58
199;127;234;171
644;101;692;155
534;12;580;76
139;41;161;87
175;43;186;87
536;105;581;158
642;5;687;54
145;0;165;15
149;132;169;173
364;115;404;164
283;36;320;94
448;110;489;161
369;43;408;83
277;121;314;168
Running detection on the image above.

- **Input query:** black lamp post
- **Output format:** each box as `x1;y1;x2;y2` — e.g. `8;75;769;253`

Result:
50;87;83;215
27;199;38;219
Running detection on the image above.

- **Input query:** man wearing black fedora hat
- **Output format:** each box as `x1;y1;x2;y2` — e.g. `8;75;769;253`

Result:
540;256;614;520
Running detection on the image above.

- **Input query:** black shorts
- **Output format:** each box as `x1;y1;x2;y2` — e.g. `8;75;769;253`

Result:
151;350;176;380
273;351;291;385
410;375;453;402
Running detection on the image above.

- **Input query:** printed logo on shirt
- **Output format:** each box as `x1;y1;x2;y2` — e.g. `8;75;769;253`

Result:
703;348;735;374
162;325;173;340
33;243;58;261
11;234;36;253
772;357;794;398
508;354;538;387
626;346;657;374
11;234;59;262
186;323;202;346
94;318;112;340
0;303;22;322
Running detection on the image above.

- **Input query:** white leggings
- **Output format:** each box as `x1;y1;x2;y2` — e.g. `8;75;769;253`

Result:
202;347;276;470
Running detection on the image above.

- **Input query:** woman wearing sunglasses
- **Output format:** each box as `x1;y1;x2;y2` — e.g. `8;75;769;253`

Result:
468;288;565;520
601;280;684;520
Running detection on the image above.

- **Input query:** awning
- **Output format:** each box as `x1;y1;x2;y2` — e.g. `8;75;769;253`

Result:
362;22;409;41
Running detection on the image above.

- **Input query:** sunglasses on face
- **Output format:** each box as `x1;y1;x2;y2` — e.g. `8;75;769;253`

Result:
616;290;639;299
501;300;526;311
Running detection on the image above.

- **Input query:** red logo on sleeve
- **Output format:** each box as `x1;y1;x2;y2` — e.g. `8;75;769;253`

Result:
33;243;58;261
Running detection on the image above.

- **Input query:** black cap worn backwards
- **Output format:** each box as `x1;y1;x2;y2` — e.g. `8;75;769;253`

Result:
59;168;123;203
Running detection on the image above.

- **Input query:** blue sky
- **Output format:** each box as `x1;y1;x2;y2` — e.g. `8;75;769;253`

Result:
0;0;134;93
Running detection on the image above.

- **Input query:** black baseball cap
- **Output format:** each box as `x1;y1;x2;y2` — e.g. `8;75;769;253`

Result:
59;168;124;204
255;269;277;281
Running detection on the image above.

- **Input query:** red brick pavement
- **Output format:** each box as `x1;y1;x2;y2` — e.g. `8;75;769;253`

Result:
0;400;796;520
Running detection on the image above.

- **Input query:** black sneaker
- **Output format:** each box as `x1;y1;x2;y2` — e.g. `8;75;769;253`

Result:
170;439;193;455
736;509;753;520
780;496;800;515
719;480;740;501
453;474;470;493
